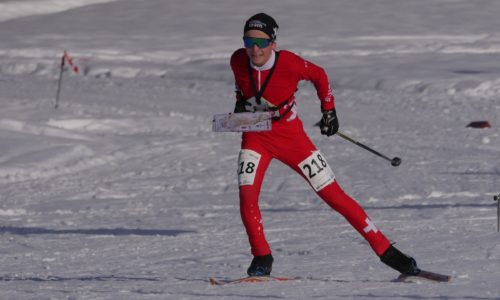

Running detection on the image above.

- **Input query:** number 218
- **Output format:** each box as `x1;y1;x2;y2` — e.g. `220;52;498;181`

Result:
302;154;328;179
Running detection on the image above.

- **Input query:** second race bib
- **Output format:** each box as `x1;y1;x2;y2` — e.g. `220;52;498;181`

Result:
298;150;335;191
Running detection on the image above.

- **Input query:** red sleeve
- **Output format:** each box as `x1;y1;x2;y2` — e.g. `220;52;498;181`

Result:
230;49;247;102
290;52;335;110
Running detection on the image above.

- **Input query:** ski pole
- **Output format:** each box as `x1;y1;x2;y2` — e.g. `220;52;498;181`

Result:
336;130;402;167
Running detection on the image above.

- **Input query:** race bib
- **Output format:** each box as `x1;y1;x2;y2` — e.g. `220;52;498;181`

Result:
238;149;261;186
298;150;335;191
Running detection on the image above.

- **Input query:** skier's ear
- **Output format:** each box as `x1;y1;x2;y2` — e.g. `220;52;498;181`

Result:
271;42;277;51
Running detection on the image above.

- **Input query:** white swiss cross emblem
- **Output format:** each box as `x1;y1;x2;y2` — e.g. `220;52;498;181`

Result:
363;218;379;234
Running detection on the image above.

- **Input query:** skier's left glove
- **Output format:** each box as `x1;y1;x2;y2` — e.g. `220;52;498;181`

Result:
320;108;339;136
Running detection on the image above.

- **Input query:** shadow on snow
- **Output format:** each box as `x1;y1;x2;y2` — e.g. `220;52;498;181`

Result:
261;202;495;213
0;226;196;236
0;274;161;282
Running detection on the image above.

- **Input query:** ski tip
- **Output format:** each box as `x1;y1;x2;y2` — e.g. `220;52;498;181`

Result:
209;277;222;285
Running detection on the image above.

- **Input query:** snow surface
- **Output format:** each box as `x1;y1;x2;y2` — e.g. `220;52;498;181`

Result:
0;0;499;299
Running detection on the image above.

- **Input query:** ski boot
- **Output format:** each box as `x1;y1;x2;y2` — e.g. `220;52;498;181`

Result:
380;245;421;275
247;254;273;276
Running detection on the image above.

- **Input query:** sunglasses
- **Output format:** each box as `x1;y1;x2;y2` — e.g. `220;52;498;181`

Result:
243;37;273;49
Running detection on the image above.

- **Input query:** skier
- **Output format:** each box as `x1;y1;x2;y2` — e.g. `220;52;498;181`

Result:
231;13;420;277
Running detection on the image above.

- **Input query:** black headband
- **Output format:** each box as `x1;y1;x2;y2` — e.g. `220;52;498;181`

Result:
244;13;279;40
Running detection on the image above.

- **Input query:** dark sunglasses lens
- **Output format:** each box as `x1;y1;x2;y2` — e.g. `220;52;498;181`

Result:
243;37;271;48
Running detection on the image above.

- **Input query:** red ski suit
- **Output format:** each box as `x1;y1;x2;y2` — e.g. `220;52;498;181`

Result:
230;48;391;257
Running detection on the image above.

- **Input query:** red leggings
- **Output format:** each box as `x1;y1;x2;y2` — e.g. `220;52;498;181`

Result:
238;119;391;257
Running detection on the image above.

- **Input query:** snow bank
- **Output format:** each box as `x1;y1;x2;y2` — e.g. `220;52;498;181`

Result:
0;0;120;22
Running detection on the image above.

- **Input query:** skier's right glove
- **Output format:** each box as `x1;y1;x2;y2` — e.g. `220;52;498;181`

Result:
234;100;248;113
320;108;339;136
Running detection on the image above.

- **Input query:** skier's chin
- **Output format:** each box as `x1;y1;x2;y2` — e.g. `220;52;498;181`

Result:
251;56;265;66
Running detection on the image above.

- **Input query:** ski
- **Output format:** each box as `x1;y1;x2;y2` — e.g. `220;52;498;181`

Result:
395;270;451;283
209;276;301;285
209;270;450;285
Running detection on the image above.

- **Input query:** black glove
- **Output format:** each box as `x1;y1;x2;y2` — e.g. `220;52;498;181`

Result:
320;108;339;136
234;100;249;113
